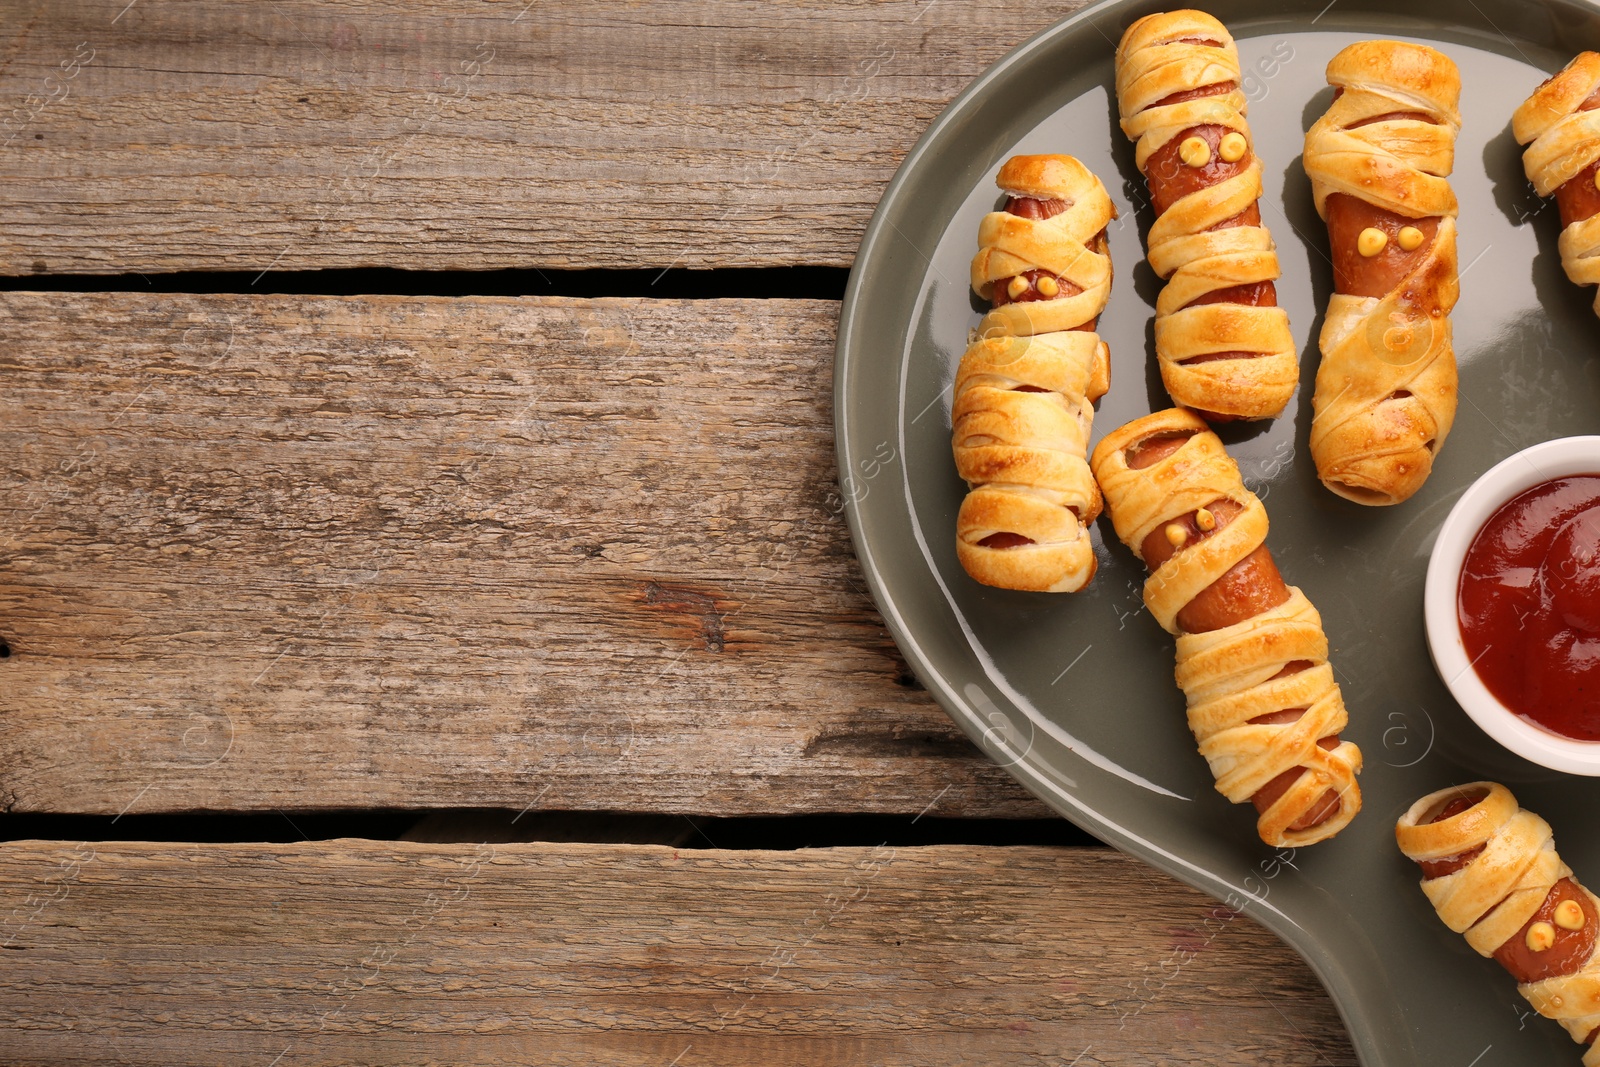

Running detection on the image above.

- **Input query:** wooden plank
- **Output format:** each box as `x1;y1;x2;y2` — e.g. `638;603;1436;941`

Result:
0;0;1093;275
0;840;1355;1065
0;290;1048;817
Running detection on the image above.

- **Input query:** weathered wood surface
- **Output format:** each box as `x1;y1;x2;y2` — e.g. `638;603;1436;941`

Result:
0;0;1095;275
0;840;1354;1065
0;290;1049;818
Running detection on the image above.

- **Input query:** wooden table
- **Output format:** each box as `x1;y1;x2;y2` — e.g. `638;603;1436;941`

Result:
0;2;1357;1062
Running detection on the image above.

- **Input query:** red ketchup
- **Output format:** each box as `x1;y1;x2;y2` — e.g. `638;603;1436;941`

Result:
1458;476;1600;741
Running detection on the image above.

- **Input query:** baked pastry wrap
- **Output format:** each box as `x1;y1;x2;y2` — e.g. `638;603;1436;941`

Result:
953;154;1114;592
1115;9;1297;421
1514;52;1600;316
1304;40;1462;505
1090;407;1362;846
1397;783;1600;1064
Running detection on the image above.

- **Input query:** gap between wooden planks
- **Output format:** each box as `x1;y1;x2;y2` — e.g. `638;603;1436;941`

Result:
0;0;1096;275
0;290;1050;817
0;840;1354;1066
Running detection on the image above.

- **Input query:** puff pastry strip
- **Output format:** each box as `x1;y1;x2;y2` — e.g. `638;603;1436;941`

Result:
1304;41;1462;506
1090;408;1362;846
1115;9;1297;421
1515;52;1600;317
1397;783;1600;1065
953;154;1114;592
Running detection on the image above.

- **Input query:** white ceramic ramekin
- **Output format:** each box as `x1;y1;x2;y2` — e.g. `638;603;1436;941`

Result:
1424;437;1600;776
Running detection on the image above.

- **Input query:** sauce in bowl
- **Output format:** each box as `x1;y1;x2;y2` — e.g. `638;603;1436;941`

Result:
1458;475;1600;741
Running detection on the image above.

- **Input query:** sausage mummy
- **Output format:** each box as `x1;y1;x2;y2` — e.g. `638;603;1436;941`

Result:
1303;41;1462;506
1396;783;1600;1064
1115;9;1298;422
1515;52;1600;316
1089;408;1363;846
954;154;1115;593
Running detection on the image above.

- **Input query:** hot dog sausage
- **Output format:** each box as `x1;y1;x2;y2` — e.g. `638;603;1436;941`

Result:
1091;409;1363;846
1516;53;1600;319
1115;11;1298;422
1397;784;1600;1057
952;156;1116;592
1304;41;1462;506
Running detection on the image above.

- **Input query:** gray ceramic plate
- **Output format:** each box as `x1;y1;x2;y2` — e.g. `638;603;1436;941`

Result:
836;1;1600;1063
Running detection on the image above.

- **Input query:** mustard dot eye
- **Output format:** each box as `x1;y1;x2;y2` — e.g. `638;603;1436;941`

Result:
1194;507;1217;532
1165;523;1189;547
1006;276;1030;300
1526;920;1557;953
1035;275;1061;298
1218;131;1248;163
1397;226;1425;251
1555;899;1586;931
1179;136;1211;167
1358;227;1389;257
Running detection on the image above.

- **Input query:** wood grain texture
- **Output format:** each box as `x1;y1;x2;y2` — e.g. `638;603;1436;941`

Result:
0;840;1355;1065
0;0;1094;275
0;290;1049;818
